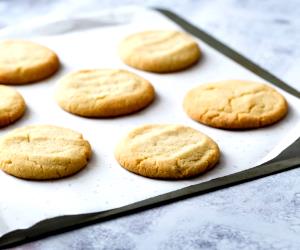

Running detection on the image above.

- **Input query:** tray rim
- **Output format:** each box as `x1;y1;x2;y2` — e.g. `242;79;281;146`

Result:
0;7;299;249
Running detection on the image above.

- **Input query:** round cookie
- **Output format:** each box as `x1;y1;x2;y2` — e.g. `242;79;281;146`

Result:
0;125;92;180
119;30;201;73
115;124;220;179
183;80;288;129
55;69;155;117
0;85;26;126
0;40;59;84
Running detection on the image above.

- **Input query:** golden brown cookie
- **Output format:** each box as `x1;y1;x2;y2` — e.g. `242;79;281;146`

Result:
0;85;26;126
0;40;59;84
55;69;155;117
119;30;201;73
115;124;220;179
0;125;92;180
183;80;288;129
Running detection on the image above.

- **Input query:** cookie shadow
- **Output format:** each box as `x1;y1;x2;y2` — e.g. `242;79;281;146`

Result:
5;63;65;87
122;153;224;183
0;105;31;132
69;93;161;121
143;52;206;75
64;149;100;182
2;147;100;183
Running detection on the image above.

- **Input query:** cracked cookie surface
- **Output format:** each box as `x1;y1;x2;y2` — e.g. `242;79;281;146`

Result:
0;40;59;84
0;125;92;180
0;85;26;126
119;30;201;73
55;69;155;117
183;80;288;129
115;124;220;179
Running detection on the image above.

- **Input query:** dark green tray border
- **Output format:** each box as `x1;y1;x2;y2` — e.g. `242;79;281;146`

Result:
158;9;300;98
1;8;300;249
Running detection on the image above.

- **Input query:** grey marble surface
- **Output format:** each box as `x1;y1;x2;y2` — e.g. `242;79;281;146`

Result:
1;0;300;249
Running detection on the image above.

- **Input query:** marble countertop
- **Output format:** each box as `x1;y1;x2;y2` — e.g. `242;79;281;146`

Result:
1;1;300;249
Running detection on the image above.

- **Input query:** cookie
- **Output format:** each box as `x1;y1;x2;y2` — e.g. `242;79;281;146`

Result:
0;85;26;126
119;30;201;73
183;80;288;129
0;40;59;84
0;125;92;180
115;124;220;179
55;69;155;117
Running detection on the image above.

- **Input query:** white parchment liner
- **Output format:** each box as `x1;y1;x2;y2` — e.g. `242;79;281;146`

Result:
0;7;299;235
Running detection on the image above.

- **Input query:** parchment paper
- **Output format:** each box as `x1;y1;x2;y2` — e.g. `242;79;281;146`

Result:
0;7;299;235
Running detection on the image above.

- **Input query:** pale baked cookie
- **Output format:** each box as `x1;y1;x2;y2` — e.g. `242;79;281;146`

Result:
0;40;59;84
119;30;201;73
0;125;92;180
55;69;155;117
0;85;26;126
183;80;288;129
115;124;220;179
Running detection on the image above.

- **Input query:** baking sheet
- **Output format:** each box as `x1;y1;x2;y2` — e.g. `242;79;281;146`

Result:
0;7;300;236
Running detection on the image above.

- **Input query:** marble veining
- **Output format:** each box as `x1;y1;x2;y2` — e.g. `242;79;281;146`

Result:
1;0;300;249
